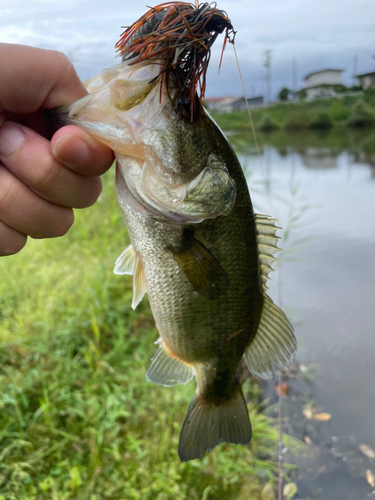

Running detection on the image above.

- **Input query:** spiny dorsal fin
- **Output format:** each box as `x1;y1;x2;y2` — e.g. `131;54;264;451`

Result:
243;215;296;379
255;214;281;291
113;245;147;309
243;295;296;379
113;244;136;275
146;338;194;387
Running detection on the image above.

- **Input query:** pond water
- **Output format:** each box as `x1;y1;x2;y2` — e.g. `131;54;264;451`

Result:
233;128;375;499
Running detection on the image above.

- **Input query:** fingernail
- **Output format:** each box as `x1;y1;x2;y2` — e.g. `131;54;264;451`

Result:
0;122;25;156
53;135;90;167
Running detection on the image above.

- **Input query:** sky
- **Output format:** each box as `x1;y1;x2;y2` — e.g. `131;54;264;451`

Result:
0;0;374;100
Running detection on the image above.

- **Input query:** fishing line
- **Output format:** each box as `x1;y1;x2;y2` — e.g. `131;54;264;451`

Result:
231;42;276;220
231;44;265;175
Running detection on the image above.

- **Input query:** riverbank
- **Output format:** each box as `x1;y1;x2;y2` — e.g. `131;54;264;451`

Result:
209;91;375;132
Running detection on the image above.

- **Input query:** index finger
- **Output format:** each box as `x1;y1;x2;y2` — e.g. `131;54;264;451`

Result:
0;44;88;113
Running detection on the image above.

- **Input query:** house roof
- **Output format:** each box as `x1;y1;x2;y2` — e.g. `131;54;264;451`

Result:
204;96;264;103
203;96;236;104
304;69;344;80
356;71;375;78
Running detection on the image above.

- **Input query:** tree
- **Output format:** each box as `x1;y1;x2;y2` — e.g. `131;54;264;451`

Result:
278;87;291;101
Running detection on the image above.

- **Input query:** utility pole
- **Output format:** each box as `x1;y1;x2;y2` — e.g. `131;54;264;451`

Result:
293;57;297;100
352;55;358;86
264;50;272;106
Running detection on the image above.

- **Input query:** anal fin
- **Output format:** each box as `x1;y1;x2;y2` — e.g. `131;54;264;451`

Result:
243;295;296;379
146;338;194;387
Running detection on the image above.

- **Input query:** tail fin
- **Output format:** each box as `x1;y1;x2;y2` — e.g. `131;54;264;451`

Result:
178;383;251;462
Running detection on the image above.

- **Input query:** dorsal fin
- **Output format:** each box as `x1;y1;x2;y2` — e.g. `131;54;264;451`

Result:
243;214;296;379
255;214;281;291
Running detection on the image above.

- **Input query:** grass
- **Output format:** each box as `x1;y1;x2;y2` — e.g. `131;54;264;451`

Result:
0;169;301;499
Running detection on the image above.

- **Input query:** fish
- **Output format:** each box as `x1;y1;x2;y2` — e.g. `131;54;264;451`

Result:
53;2;296;461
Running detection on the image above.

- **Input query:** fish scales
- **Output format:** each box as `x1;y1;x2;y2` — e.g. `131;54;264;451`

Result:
119;138;262;365
53;1;296;461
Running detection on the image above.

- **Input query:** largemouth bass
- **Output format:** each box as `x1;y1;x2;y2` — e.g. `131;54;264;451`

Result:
54;2;296;461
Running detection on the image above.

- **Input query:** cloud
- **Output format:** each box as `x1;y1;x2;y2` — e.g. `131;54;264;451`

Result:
1;0;374;98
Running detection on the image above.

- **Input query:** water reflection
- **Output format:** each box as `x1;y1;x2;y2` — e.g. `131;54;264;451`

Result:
302;148;339;170
231;128;375;177
231;128;375;499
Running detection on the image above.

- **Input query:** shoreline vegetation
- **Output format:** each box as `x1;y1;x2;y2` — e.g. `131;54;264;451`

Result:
209;90;375;133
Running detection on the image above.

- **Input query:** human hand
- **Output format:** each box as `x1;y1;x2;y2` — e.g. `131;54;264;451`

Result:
0;44;115;256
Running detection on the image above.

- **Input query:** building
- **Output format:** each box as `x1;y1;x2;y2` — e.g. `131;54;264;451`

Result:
295;69;345;101
356;71;375;90
204;96;264;113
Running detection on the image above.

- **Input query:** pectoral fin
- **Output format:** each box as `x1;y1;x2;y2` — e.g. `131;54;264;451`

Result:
169;230;228;295
146;338;194;387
